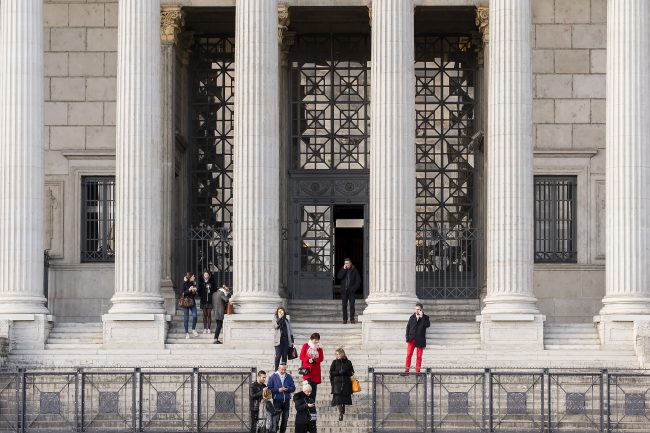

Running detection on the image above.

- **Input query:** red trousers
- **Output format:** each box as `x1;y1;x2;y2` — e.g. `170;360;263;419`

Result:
405;339;423;373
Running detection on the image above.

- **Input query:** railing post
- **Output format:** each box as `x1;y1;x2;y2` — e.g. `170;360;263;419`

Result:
541;369;547;433
425;368;431;433
369;367;375;432
19;368;26;433
77;368;84;432
602;369;609;433
196;368;202;432
193;367;198;432
135;367;141;433
547;370;552;433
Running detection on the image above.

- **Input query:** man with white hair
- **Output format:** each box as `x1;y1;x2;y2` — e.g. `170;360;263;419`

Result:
267;363;296;433
293;382;317;433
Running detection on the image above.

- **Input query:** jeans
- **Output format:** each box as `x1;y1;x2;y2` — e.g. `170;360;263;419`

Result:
341;288;355;322
183;303;198;333
274;341;289;371
405;339;423;373
273;399;291;433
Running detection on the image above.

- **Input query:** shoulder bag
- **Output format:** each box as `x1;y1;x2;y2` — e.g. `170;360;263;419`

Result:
287;345;298;360
177;294;194;308
351;377;361;393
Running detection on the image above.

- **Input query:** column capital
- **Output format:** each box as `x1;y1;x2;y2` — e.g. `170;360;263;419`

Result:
160;5;185;44
278;4;290;44
476;6;489;45
367;3;372;26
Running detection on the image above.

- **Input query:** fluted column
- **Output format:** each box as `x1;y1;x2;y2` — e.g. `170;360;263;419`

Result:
600;0;650;316
364;0;418;315
481;0;538;315
108;0;165;314
231;0;282;313
0;0;49;314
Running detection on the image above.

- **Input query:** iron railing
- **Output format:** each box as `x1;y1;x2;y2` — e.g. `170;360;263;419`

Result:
182;227;233;288
0;368;253;433
370;368;650;433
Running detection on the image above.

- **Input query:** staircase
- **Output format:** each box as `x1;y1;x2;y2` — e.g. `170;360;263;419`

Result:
44;322;103;350
544;323;602;350
166;308;219;346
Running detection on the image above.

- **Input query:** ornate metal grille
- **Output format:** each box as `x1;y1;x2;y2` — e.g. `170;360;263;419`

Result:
414;36;478;299
534;176;577;263
188;36;235;279
290;35;370;170
81;177;115;262
300;205;332;272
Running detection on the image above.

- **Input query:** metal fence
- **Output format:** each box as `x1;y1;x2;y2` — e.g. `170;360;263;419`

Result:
0;368;253;433
370;368;650;433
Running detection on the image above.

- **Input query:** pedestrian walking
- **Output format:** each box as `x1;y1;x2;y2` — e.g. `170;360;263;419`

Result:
293;383;317;433
273;307;294;371
404;303;430;373
336;258;361;324
212;284;231;343
267;363;296;433
258;388;282;433
299;333;323;401
329;347;354;421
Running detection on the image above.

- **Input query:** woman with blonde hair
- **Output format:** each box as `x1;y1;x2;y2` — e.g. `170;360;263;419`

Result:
329;346;355;421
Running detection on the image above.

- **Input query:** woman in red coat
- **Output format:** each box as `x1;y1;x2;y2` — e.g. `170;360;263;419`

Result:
299;332;324;402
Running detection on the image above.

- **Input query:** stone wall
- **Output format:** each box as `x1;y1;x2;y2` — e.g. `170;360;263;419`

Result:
532;0;606;322
43;0;118;322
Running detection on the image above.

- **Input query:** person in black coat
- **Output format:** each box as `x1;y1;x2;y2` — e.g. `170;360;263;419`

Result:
197;271;216;334
404;303;430;373
329;347;355;421
293;383;317;433
336;258;361;324
249;370;267;433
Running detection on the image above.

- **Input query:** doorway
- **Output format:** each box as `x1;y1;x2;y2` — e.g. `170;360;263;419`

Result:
333;205;364;299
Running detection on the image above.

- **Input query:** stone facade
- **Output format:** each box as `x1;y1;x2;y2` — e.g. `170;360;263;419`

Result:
0;0;647;368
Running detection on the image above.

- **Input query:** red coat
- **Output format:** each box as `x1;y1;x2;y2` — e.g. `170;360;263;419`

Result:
299;343;324;384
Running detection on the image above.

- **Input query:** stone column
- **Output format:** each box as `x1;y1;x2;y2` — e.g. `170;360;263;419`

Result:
230;0;282;314
597;0;650;353
0;0;51;347
362;0;418;328
159;6;185;314
478;0;544;349
103;0;167;346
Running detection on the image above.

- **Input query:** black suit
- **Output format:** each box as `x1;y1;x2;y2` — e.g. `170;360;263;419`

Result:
337;266;361;322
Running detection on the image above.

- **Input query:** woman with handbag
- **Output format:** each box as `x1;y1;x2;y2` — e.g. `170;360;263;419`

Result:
329;347;355;421
273;307;294;371
180;272;199;339
197;271;216;334
299;333;323;402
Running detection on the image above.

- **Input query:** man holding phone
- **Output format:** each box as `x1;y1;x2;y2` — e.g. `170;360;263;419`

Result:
336;258;361;324
404;303;430;373
267;363;296;433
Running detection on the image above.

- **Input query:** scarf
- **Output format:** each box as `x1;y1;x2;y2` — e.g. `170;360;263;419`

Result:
307;340;321;360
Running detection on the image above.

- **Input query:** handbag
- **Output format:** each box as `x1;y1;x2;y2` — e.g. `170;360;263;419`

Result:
177;294;194;308
351;377;361;393
298;366;311;375
287;345;298;360
226;303;234;315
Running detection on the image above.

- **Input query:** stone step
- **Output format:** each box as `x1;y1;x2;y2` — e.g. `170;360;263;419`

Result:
545;344;602;350
46;337;103;344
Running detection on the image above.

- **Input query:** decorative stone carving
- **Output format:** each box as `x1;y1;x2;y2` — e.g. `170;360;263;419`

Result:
160;6;185;44
476;6;489;44
278;4;290;43
43;183;63;258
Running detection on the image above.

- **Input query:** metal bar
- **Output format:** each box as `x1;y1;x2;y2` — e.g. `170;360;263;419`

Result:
19;369;25;433
136;368;142;433
197;370;202;432
77;368;83;433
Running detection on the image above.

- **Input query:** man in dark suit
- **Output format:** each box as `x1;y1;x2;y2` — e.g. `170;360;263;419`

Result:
336;258;361;324
404;303;430;373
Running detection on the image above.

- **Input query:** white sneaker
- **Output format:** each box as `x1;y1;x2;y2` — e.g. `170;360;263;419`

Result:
192;330;199;337
206;328;211;334
185;333;190;339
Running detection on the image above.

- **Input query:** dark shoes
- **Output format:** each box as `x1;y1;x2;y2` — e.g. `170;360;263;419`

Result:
339;413;344;421
214;340;223;344
342;320;347;324
350;319;356;324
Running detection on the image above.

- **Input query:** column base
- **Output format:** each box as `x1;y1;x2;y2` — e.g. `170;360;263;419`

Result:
360;313;409;348
160;279;177;316
0;314;53;351
107;294;166;315
598;296;650;316
363;294;420;316
222;314;275;346
594;314;648;351
102;313;169;348
230;294;283;315
481;294;540;315
0;296;49;315
477;313;545;350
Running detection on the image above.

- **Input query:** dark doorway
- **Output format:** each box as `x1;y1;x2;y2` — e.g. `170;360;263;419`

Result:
334;205;364;299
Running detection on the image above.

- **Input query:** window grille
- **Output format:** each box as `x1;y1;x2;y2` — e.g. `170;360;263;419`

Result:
81;177;115;262
534;176;577;263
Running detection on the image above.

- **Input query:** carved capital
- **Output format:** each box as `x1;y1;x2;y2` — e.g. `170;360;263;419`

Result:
278;4;290;44
280;31;296;66
475;6;489;45
367;3;372;27
161;6;185;44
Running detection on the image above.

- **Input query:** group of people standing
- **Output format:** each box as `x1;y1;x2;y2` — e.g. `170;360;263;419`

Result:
250;349;355;433
179;271;232;342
